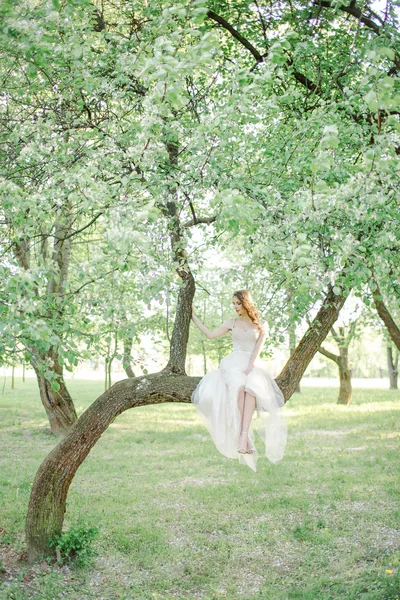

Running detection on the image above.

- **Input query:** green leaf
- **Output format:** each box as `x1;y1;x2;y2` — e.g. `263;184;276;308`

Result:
51;380;61;392
72;46;83;60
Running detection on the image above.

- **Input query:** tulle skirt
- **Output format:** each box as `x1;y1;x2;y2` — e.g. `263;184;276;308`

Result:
191;350;288;472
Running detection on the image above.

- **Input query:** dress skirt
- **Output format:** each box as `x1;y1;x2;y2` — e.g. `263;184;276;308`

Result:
191;350;288;472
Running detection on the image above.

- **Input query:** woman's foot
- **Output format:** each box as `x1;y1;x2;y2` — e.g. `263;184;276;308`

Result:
237;431;248;454
246;437;256;454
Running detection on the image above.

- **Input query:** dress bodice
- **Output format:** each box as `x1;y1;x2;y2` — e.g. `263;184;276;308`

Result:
231;319;260;353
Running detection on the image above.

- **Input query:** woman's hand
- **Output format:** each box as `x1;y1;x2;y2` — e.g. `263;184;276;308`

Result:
244;365;253;375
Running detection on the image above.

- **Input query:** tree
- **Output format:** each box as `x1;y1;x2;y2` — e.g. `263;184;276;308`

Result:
318;321;358;404
386;343;399;389
0;0;395;562
23;0;400;560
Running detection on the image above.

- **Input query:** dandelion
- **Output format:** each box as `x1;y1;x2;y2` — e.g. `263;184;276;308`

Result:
386;569;393;575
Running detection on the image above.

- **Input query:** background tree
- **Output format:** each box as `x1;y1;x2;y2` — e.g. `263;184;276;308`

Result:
318;320;359;405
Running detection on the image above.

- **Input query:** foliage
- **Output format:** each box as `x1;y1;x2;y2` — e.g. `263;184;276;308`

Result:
48;520;99;567
0;0;399;387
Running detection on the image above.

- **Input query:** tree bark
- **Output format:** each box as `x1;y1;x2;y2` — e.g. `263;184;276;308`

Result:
319;324;354;405
372;280;400;351
160;135;195;375
201;339;207;374
387;345;399;389
14;210;78;435
337;346;352;405
31;349;78;436
289;322;301;393
275;281;349;399
122;334;135;378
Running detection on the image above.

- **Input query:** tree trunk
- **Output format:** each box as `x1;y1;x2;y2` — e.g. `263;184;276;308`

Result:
123;335;135;378
25;371;200;563
107;358;112;389
289;323;300;393
104;358;108;391
160;136;196;375
32;350;78;436
387;346;399;389
14;211;78;434
275;281;349;399
319;326;354;405
337;346;352;405
201;339;207;374
372;280;400;351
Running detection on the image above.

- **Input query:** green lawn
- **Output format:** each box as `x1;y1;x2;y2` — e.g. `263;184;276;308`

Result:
0;378;399;600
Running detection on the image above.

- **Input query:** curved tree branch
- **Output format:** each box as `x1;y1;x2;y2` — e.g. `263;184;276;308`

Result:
207;10;264;63
314;0;383;35
318;346;340;364
25;371;199;563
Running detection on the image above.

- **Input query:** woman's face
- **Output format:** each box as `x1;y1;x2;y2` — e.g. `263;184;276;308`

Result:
232;295;246;317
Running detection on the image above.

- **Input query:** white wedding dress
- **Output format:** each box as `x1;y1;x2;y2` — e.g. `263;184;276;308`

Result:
191;317;288;472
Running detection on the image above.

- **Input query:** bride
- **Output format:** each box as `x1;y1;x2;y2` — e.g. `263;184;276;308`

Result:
191;290;288;472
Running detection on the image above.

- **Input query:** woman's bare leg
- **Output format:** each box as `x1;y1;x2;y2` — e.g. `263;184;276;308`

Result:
237;386;246;450
237;386;245;428
240;391;256;451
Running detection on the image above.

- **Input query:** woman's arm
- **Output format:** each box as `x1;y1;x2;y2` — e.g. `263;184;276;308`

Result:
191;307;232;339
245;329;267;374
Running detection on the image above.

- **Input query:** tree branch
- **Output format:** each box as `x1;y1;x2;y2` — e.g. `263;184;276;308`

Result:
207;10;264;63
182;216;216;228
318;345;340;364
313;0;382;35
58;211;105;241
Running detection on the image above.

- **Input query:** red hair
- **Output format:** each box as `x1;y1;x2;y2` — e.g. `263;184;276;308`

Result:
233;290;265;333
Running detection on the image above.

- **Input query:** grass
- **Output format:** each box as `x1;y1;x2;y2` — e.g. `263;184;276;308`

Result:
0;378;399;599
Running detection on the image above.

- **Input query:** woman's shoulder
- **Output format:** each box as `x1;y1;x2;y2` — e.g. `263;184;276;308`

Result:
259;318;267;333
222;317;235;329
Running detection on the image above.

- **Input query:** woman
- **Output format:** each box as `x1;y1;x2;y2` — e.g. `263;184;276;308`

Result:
191;290;287;472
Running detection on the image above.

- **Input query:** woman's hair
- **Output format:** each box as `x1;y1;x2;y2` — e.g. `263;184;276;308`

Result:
232;290;265;332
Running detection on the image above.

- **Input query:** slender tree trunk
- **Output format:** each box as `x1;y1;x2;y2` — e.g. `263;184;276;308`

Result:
160;137;195;375
23;363;26;383
14;211;78;434
201;339;207;374
337;347;352;405
387;346;399;389
319;326;354;405
11;366;15;389
31;349;78;436
123;335;135;378
104;359;108;391
107;359;112;390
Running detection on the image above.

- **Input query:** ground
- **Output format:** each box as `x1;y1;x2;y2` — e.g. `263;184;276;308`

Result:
0;378;399;599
